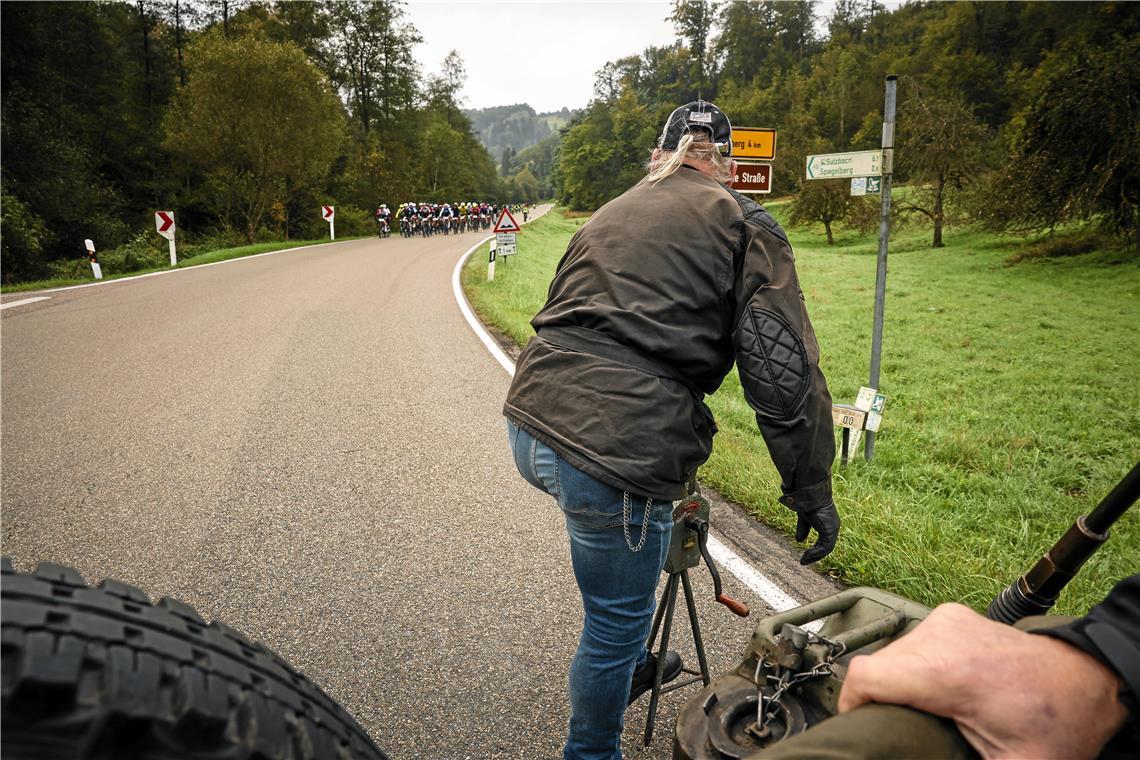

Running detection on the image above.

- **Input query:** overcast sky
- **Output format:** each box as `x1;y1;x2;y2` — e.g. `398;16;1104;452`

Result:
404;2;887;114
405;1;677;113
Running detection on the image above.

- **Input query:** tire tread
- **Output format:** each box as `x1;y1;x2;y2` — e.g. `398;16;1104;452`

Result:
1;559;386;760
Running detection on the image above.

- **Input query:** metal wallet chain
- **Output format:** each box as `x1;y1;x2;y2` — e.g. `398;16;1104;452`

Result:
753;634;848;734
622;491;653;552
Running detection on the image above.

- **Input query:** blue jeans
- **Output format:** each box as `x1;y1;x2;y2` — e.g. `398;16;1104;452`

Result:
507;421;674;760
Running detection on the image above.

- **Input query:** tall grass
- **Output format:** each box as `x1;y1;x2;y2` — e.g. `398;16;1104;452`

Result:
464;207;1139;615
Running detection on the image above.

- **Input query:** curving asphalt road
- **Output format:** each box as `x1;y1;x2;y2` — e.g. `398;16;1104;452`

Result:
1;212;837;758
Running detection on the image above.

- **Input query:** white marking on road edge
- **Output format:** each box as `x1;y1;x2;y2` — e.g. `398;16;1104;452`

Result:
451;220;813;618
452;236;517;378
706;535;801;611
10;240;358;297
0;296;51;311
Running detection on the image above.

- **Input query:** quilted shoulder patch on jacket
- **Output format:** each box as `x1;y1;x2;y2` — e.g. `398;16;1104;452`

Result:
735;307;810;419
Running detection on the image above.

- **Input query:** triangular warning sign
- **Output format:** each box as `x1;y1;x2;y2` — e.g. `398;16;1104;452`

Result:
493;208;521;233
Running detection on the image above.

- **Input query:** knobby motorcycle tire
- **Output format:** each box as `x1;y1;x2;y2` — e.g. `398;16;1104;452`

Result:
1;558;387;760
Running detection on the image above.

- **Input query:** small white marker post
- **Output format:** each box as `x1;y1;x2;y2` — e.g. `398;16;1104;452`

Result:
832;386;888;466
322;205;335;240
84;239;103;279
155;211;177;265
487;239;497;281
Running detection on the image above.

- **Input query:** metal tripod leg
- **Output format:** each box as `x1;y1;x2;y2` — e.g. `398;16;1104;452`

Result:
680;569;711;687
642;568;712;746
643;572;680;746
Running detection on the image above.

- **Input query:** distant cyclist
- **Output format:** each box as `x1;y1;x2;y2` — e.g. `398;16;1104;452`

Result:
375;204;392;238
418;203;434;236
437;202;456;235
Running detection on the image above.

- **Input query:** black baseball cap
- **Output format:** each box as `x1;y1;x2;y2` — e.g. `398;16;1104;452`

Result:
657;100;733;156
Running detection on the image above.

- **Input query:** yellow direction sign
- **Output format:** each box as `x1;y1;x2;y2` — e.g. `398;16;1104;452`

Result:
730;127;776;160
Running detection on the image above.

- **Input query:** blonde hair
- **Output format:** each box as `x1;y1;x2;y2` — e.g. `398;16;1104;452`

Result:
645;132;733;185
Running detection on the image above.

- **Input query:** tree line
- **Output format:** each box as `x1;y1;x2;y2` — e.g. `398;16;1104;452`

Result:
553;1;1140;252
0;1;535;285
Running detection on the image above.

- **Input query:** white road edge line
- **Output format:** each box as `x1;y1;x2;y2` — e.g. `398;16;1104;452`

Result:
11;239;357;297
452;235;517;377
0;296;51;311
451;229;811;616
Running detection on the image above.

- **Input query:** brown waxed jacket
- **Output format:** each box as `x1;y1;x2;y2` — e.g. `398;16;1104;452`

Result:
503;165;835;509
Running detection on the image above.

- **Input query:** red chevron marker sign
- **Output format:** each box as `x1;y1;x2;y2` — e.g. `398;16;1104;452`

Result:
155;211;175;240
322;205;335;221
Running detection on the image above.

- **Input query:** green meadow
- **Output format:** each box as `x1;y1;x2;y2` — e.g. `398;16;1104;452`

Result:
464;206;1139;616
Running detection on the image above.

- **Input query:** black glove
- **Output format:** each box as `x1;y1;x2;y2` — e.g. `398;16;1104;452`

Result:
795;502;840;566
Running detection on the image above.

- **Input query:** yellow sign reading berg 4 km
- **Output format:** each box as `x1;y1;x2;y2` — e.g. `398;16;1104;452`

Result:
731;127;776;160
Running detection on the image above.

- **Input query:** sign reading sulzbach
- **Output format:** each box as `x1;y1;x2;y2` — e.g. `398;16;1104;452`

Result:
806;150;883;180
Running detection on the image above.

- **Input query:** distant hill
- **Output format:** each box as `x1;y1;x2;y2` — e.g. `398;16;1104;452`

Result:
464;104;577;165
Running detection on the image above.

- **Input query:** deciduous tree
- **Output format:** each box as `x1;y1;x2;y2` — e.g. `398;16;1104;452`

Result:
896;86;995;247
164;32;344;241
976;36;1140;252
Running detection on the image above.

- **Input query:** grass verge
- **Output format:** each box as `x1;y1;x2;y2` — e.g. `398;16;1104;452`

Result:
464;206;1139;616
1;238;358;293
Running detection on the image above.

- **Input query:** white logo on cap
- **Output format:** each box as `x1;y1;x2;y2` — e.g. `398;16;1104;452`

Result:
688;111;713;123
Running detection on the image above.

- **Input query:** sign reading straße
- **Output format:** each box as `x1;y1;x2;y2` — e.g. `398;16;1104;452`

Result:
730;127;776;160
731;162;772;194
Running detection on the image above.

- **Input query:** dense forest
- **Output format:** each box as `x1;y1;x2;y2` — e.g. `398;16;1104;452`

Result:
4;2;1137;284
0;0;545;284
555;1;1139;253
465;103;575;168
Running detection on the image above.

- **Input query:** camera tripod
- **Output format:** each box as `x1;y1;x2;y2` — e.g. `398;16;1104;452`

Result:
641;491;751;746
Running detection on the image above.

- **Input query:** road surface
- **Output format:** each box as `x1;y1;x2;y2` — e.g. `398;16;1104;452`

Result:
1;213;837;757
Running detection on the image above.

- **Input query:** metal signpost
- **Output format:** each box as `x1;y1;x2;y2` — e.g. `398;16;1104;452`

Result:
865;76;897;461
804;75;897;462
155;211;177;266
322;205;335;240
493;207;521;262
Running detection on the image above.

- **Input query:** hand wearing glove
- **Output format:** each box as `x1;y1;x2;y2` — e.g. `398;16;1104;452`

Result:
795;501;840;565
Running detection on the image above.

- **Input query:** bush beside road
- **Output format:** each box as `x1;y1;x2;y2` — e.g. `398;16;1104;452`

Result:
462;207;1139;616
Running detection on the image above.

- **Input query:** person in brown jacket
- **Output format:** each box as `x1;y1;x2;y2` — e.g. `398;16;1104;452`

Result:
504;101;838;759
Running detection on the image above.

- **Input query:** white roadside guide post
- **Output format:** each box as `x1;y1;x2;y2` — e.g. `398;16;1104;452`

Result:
805;74;897;462
322;205;335;240
831;387;888;467
487;238;497;281
155;211;177;265
84;239;102;279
